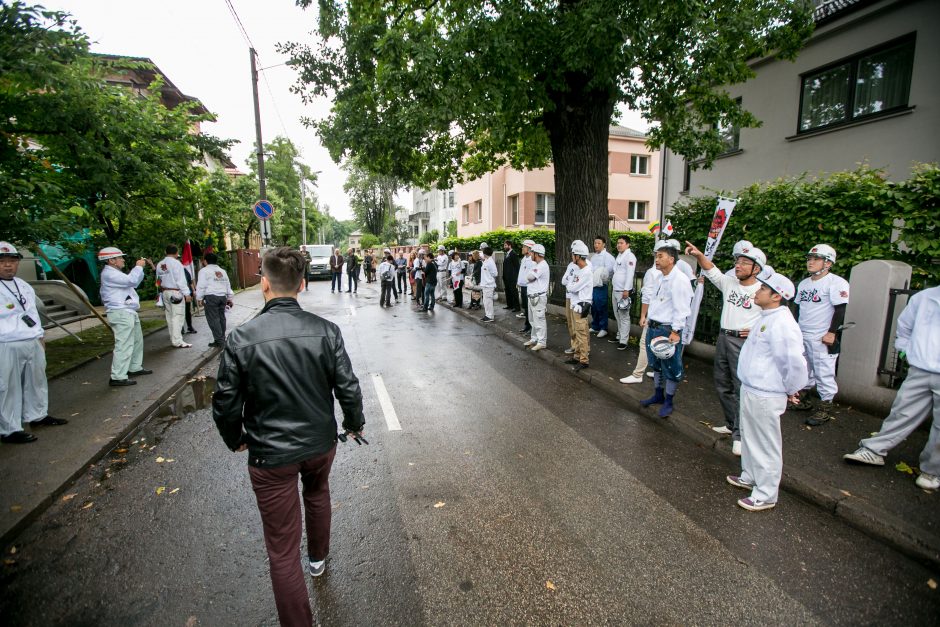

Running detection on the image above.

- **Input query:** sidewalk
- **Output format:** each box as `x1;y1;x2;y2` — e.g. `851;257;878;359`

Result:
442;298;940;568
0;287;264;545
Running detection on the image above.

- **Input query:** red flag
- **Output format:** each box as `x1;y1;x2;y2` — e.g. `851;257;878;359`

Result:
181;239;193;267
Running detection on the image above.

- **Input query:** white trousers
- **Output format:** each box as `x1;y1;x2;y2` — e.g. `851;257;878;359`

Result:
164;295;186;347
482;286;495;318
739;389;786;504
861;365;940;475
0;339;48;435
803;336;839;401
613;293;631;343
435;272;447;299
631;326;649;378
529;293;547;346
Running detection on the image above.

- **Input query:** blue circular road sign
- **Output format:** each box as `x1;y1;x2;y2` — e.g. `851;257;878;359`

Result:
252;200;275;220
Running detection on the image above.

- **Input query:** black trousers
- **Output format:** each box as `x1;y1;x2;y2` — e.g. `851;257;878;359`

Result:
415;278;425;305
380;280;393;306
503;279;519;310
397;271;408;294
203;294;227;343
347;270;358;292
453;281;464;307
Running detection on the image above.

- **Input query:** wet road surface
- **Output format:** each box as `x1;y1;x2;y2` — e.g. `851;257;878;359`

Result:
2;280;938;625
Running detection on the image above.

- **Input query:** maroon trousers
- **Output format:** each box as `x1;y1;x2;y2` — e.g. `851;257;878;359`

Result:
248;446;336;627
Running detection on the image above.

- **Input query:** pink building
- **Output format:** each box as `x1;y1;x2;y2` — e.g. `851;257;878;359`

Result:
457;126;660;236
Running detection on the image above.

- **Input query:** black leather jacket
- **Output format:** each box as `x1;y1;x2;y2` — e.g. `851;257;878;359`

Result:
212;297;365;467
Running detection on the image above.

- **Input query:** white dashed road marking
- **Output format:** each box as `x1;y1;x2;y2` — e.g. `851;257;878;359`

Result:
372;373;401;431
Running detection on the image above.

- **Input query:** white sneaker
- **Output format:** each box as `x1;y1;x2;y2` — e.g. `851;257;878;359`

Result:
597;330;608;338
564;348;576;355
619;375;644;384
842;447;885;466
712;425;732;435
589;328;598;335
515;312;526;318
646;371;655;378
523;339;536;347
176;342;192;348
308;559;326;577
732;440;742;456
916;473;939;490
531;344;546;351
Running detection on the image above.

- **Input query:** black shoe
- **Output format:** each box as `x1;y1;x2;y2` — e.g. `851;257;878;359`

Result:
109;378;137;387
481;316;494;323
128;369;153;377
1;431;37;444
616;344;628;351
607;338;621;343
573;362;589;372
207;342;220;347
33;415;68;426
187;328;197;334
503;305;512;309
564;358;579;365
519;327;530;334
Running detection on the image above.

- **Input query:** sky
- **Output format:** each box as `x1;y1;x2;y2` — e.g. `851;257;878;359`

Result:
48;0;649;222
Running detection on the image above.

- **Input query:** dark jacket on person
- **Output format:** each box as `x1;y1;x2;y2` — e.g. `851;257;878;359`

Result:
346;253;360;273
472;260;482;284
502;249;520;284
329;253;344;272
212;297;364;468
424;260;438;285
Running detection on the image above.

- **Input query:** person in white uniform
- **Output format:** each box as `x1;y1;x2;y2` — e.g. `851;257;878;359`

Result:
99;246;153;386
609;235;637;350
196;252;235;347
727;267;807;511
794;244;850;425
589;236;616;338
0;242;67;443
155;244;192;348
640;239;693;418
843;286;940;491
685;240;765;456
564;240;594;371
522;243;550;351
479;243;498;322
435;245;449;302
516;239;536;334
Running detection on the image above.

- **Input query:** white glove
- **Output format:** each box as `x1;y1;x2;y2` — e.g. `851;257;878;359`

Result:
570;303;583;315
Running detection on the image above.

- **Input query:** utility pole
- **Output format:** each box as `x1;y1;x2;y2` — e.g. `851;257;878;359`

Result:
299;175;307;247
250;48;270;247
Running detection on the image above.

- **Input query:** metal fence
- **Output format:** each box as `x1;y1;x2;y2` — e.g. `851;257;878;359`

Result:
877;288;918;389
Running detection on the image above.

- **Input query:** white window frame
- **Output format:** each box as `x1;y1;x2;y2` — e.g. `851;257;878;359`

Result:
462;204;470;225
508;195;519;226
630;154;650;176
474;200;483;223
535;193;555;225
628;200;648;222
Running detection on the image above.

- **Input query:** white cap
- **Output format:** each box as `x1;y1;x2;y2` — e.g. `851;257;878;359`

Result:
757;266;795;301
531;243;546;256
479;242;489;251
522;239;536;248
807;244;836;263
97;246;125;261
0;241;22;258
437;245;446;251
735;245;766;268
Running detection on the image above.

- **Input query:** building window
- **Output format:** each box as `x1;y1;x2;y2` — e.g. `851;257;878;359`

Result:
718;98;741;153
535;193;555;225
628;201;648;221
682;160;691;193
474;200;483;222
462;205;470;224
448;191;455;207
630;154;649;175
799;35;915;133
508;195;519;226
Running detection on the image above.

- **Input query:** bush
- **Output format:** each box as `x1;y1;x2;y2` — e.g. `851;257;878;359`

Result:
668;164;939;288
418;229;439;245
438;229;657;265
359;233;380;249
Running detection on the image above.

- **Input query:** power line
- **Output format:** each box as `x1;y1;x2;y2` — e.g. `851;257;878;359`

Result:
223;0;255;50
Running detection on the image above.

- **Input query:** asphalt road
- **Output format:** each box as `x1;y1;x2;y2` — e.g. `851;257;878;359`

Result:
2;279;938;626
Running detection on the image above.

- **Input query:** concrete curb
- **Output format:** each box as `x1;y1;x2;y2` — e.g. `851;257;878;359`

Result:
47;321;168;381
443;300;940;569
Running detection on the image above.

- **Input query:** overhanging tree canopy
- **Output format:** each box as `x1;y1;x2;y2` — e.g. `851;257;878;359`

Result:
282;0;813;260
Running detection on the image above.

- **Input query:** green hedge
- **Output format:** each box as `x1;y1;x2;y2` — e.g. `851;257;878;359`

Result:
668;164;939;288
438;229;658;264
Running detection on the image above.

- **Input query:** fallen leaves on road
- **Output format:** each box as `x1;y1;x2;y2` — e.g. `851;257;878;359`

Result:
170;488;180;495
433;501;446;508
9;546;16;555
546;581;556;591
82;502;93;510
62;493;78;502
9;505;22;512
3;558;15;566
114;448;128;454
896;462;915;475
839;490;852;497
70;412;79;417
185;617;198;627
928;578;937;590
156;487;166;495
156;457;165;463
698;421;713;428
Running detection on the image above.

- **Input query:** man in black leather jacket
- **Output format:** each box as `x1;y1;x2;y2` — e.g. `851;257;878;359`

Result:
212;246;365;626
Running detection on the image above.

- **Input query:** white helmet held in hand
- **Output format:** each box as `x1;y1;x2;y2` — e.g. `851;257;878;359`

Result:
807;244;836;264
650;335;676;360
616;298;630;311
570;240;589;256
97;246;125;261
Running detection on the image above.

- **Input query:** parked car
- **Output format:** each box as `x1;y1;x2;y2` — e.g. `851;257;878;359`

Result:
301;244;334;280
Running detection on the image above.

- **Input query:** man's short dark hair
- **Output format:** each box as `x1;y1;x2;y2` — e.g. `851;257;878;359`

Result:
166;244;178;255
262;247;306;293
595;235;607;245
657;247;679;262
617;235;630;244
205;252;218;265
504;239;513;246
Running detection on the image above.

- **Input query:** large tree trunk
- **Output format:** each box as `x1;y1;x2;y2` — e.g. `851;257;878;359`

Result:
544;83;614;265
